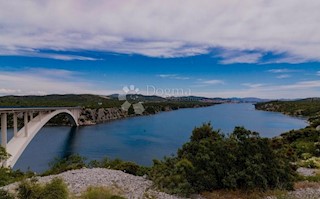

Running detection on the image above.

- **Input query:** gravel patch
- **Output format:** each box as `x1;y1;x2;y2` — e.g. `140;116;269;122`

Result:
297;167;320;177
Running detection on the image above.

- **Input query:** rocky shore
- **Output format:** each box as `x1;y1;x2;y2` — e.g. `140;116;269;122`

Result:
78;108;128;125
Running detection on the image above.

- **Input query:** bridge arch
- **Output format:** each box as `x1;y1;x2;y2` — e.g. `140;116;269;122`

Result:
2;108;80;167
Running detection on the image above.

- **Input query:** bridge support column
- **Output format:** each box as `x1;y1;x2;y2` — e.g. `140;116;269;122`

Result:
1;113;7;148
39;111;43;121
13;112;18;137
29;112;33;120
24;112;28;137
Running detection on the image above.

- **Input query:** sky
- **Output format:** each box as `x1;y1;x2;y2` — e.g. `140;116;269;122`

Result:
0;0;320;99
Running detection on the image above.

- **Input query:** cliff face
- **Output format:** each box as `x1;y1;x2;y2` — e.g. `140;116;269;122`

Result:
78;108;128;125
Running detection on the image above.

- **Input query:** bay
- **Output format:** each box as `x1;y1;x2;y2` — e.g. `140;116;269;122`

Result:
12;103;307;172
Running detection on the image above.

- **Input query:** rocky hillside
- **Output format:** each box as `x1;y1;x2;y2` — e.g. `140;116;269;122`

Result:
78;108;128;125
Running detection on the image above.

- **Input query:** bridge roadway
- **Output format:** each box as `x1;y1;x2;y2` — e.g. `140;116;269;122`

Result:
0;107;81;167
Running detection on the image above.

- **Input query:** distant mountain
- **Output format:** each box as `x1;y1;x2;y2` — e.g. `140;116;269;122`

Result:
108;94;166;102
168;96;270;103
228;97;270;103
0;94;271;108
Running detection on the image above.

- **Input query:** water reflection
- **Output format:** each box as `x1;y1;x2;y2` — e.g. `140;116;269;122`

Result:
60;126;78;159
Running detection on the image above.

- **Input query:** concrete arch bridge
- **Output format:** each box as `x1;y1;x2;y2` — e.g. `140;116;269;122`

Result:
0;107;81;167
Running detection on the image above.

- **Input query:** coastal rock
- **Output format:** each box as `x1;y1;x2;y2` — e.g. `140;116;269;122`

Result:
78;108;127;126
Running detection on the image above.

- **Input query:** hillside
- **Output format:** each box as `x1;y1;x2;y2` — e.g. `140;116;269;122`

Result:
255;98;320;127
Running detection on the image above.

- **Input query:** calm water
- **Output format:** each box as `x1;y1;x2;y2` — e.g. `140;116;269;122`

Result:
9;103;307;172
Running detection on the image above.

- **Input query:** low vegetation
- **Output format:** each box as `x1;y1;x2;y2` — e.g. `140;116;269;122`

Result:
41;154;149;177
17;178;68;199
0;147;35;187
79;186;124;199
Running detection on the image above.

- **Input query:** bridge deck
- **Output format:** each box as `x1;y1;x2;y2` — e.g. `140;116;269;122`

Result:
0;107;81;113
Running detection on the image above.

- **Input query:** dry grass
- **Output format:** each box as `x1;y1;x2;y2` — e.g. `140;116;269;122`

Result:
202;181;320;199
294;181;320;190
202;189;287;199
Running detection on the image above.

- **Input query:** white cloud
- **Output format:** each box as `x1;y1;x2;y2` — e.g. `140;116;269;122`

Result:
0;0;320;62
268;69;300;73
242;83;264;88
195;80;320;99
158;74;190;80
218;50;262;64
0;68;116;96
202;79;225;85
276;74;291;79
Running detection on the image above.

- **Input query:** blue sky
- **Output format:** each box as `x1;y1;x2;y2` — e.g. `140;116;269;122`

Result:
0;1;320;99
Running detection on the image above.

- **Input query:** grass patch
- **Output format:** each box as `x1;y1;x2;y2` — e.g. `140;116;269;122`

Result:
202;189;288;199
79;186;124;199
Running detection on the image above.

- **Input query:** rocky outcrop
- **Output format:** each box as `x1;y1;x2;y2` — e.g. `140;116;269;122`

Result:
78;108;128;125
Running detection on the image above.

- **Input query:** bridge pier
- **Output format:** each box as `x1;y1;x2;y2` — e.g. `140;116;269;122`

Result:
13;112;18;137
1;113;7;148
24;112;28;137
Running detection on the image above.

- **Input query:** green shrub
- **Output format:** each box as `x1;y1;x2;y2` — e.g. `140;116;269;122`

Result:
150;157;193;195
298;157;320;168
0;147;10;162
42;154;86;176
297;173;320;182
0;189;14;199
80;186;124;199
17;179;43;199
89;158;150;176
150;123;295;195
41;178;68;199
0;147;35;186
17;178;68;199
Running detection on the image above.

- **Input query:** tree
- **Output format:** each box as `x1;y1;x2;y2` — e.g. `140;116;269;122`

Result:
0;146;10;163
151;123;296;195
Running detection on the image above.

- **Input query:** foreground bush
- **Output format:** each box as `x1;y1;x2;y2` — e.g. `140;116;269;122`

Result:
17;178;68;199
150;123;296;195
0;147;34;186
0;189;14;199
80;186;124;199
88;158;150;176
42;154;86;176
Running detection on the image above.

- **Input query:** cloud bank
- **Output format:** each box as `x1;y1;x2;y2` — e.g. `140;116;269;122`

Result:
0;68;116;95
0;0;320;63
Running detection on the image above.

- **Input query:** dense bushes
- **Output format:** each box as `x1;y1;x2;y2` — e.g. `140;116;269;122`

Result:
273;127;320;163
150;123;296;195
